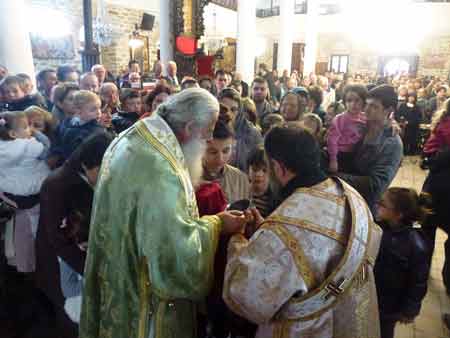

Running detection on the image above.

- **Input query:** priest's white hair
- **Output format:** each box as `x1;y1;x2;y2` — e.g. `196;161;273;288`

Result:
157;87;219;134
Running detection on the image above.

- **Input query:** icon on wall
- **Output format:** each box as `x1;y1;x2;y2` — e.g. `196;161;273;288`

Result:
30;33;76;60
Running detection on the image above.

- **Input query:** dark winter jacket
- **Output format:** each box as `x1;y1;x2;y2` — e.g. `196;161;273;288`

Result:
4;93;47;111
35;154;94;308
111;111;140;134
374;223;429;318
422;149;450;228
50;118;105;161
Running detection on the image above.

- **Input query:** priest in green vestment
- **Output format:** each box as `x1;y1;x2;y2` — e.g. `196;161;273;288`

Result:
79;88;247;338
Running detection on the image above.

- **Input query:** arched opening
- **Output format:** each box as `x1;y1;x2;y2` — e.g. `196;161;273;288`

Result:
377;54;419;77
383;58;410;77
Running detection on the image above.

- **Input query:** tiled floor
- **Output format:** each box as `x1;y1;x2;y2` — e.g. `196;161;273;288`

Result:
390;156;450;338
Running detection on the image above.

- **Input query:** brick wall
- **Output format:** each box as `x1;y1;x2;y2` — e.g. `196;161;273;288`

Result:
28;0;159;76
100;4;159;76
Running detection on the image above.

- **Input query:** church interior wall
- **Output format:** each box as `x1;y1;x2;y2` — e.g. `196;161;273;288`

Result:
25;1;450;79
255;3;450;77
28;0;159;75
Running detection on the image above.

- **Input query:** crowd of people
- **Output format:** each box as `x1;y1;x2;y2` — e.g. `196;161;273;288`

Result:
0;59;450;338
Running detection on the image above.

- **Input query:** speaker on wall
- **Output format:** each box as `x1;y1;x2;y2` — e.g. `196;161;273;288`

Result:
141;13;155;31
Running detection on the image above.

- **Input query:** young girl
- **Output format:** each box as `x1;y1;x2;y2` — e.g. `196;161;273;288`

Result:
25;105;55;141
0;111;51;272
247;146;276;218
423;98;450;156
327;84;368;173
374;187;431;338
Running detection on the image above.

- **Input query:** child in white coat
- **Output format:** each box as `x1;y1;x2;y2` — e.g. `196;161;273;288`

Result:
0;111;50;272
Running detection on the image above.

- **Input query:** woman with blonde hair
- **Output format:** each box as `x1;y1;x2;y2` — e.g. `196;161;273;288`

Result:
25;105;55;140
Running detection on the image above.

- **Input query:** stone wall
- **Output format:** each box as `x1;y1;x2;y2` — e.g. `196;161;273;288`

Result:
28;0;159;76
417;35;450;78
100;4;159;76
257;32;450;79
28;0;84;72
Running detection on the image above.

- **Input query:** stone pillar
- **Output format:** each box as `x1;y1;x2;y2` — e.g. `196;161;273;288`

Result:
277;0;295;73
303;0;320;75
0;0;35;80
236;0;256;84
160;0;174;76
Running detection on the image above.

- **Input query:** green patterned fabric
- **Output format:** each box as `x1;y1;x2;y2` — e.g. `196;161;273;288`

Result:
80;116;221;338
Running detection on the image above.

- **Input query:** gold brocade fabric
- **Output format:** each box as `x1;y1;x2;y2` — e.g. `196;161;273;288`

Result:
223;178;381;338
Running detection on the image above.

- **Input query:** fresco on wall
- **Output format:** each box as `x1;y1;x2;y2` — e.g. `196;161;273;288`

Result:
30;33;76;59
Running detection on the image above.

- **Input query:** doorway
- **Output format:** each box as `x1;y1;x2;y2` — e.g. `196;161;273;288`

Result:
377;55;419;77
273;42;305;74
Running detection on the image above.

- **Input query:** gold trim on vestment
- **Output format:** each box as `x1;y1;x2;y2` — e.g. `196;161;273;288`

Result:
134;120;204;337
265;214;348;246
280;178;372;322
155;299;167;338
263;223;318;290
136;121;182;177
293;178;345;204
202;215;223;290
201;215;223;237
138;257;151;338
273;320;291;338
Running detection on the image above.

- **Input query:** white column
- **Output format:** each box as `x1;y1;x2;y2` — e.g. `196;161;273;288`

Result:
0;0;35;80
277;0;295;73
236;0;256;84
303;0;320;75
159;0;174;76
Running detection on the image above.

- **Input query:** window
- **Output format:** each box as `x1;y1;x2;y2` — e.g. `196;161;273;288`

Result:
256;0;280;17
329;55;349;73
294;0;307;14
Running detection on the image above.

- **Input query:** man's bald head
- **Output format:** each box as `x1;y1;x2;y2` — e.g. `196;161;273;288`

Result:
80;72;99;93
99;82;119;106
91;64;106;84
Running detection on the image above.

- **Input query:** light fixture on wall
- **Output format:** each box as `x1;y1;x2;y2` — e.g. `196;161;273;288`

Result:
129;25;144;59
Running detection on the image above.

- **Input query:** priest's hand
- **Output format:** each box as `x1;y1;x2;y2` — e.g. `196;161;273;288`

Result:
218;211;247;235
244;207;264;238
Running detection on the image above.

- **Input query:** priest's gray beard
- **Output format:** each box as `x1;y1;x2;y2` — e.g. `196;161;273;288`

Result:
181;137;206;188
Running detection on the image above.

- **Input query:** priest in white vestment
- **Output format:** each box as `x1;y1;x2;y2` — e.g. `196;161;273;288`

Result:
223;126;383;338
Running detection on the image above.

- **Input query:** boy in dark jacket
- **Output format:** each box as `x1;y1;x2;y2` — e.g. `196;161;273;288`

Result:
57;90;104;161
374;187;431;338
111;89;142;134
0;75;46;111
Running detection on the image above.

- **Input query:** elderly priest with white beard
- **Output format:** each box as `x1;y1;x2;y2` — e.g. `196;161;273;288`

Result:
80;88;247;338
